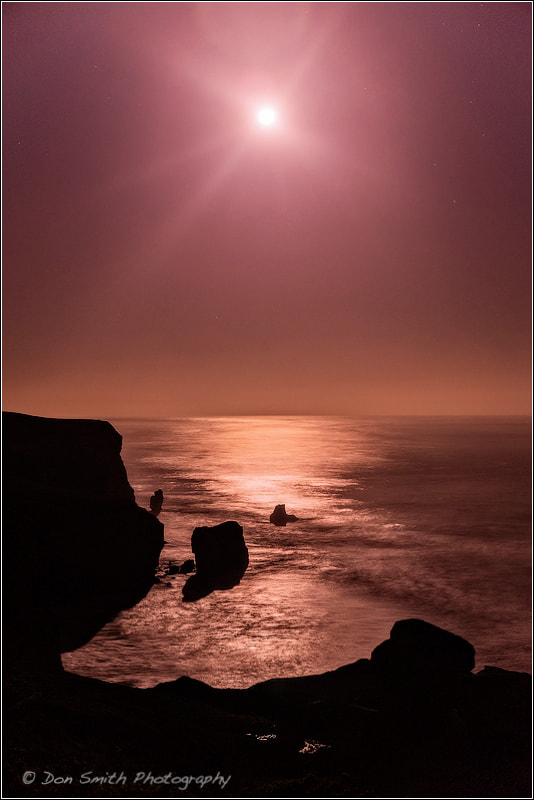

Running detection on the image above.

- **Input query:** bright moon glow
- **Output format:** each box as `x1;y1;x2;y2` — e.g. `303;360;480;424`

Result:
256;106;277;127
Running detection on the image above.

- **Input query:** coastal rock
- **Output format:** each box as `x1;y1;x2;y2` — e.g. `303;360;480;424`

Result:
150;488;164;515
4;618;531;798
149;620;530;796
370;618;475;702
166;559;195;576
270;504;298;526
3;412;164;674
183;521;249;602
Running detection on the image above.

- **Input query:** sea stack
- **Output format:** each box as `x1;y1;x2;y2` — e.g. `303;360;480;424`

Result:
269;503;298;526
182;520;249;602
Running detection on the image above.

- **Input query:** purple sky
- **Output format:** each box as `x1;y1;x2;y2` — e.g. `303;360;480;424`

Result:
3;2;532;417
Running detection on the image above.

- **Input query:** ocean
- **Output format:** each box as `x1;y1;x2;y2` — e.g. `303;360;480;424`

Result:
62;416;532;688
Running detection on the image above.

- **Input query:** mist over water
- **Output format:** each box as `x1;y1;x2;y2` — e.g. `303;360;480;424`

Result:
63;416;531;687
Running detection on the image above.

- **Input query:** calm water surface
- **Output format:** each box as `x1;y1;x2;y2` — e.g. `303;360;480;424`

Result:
63;416;531;687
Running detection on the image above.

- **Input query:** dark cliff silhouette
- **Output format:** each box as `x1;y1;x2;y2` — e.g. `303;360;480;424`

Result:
2;411;164;675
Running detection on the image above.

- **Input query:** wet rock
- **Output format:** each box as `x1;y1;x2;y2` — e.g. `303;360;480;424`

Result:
3;412;164;675
270;504;298;526
167;559;196;576
150;488;163;515
183;521;249;602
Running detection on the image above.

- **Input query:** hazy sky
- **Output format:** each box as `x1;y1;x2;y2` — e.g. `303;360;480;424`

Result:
3;2;531;417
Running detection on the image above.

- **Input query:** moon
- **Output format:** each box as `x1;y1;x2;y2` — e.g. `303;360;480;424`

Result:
256;106;277;127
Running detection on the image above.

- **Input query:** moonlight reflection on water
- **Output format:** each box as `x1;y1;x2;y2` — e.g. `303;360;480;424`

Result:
63;417;531;687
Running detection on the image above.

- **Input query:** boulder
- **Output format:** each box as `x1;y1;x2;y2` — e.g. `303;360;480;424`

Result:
166;559;195;576
371;618;475;676
269;504;298;526
3;412;164;675
182;521;249;602
370;619;475;705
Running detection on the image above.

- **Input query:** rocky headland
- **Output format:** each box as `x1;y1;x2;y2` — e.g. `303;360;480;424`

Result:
2;413;531;797
3;412;164;674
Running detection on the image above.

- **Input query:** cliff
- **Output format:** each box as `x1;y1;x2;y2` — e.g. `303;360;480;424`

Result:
2;412;164;674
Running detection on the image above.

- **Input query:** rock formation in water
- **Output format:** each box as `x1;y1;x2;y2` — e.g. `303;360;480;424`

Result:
166;559;195;576
2;411;164;675
178;558;196;574
270;503;298;526
182;520;249;602
150;488;164;515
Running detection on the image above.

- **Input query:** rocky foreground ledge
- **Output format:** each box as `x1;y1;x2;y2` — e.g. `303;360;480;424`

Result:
3;618;531;798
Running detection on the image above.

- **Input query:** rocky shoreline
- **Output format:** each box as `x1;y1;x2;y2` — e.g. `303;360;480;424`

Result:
4;625;531;797
3;413;531;797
